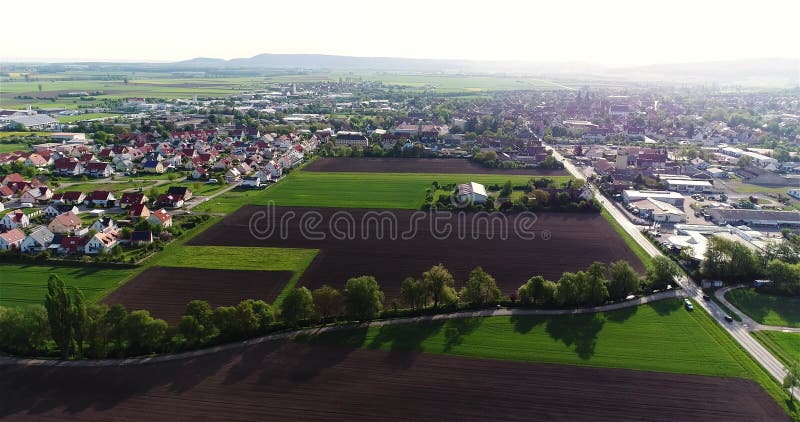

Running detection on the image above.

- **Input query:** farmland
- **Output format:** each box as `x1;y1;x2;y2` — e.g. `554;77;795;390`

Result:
102;267;292;324
0;341;786;421
193;170;572;213
305;157;569;176
0;143;31;153
753;331;800;368
725;288;800;328
55;113;120;123
190;206;647;299
0;264;136;308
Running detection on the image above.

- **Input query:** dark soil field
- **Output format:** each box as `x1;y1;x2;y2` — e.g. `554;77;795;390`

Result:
102;267;292;324
0;342;786;421
190;206;645;299
305;157;569;176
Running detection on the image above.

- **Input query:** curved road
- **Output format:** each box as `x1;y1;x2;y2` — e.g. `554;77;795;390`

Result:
0;290;682;368
715;285;800;333
549;144;800;400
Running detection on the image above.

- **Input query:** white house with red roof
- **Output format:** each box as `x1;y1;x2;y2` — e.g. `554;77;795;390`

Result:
47;211;83;234
0;228;26;250
86;190;116;207
147;208;173;227
0;210;30;230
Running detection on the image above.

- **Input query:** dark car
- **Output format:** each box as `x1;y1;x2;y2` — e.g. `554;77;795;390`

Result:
703;294;711;301
724;315;734;323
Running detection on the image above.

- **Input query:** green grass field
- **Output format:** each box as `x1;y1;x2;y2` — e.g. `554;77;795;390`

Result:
0;264;136;307
300;298;796;418
55;180;156;194
753;331;800;368
0;143;30;153
56;113;120;123
0;132;49;139
194;170;572;213
726;288;800;328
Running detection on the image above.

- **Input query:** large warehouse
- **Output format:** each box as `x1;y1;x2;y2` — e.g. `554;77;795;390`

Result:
706;209;800;227
665;179;714;193
622;190;685;207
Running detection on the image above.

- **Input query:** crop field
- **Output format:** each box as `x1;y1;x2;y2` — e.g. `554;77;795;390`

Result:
101;267;292;324
56;113;120;123
0;340;786;421
0;143;30;153
0;264;136;308
753;331;800;368
193;170;571;213
0;132;49;139
305;157;569;176
190;206;646;299
725;288;800;328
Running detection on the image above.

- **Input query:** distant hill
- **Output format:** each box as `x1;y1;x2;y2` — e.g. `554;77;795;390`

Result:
172;54;799;85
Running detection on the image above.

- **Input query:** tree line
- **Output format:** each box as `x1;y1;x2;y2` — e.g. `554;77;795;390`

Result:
701;236;800;296
0;258;677;359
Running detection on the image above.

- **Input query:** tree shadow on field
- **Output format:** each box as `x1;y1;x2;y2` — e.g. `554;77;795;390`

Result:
442;318;483;352
650;298;681;316
545;314;605;360
510;314;546;334
367;320;445;368
254;327;369;385
605;304;638;323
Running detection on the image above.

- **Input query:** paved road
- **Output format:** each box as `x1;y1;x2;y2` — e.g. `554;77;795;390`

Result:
185;180;241;210
716;285;800;333
549;145;800;400
0;289;682;368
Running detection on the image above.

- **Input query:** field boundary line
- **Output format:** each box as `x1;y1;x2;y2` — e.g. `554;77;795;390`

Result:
0;290;682;367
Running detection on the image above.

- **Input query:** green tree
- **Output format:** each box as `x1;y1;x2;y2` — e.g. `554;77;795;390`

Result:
500;180;513;197
607;260;640;301
784;360;800;404
518;276;557;306
585;262;609;306
85;304;111;358
555;272;585;307
344;276;384;321
459;267;501;305
280;287;315;325
104;304;127;354
647;256;680;290
399;277;429;311
423;264;455;309
45;275;74;359
70;289;88;358
702;237;758;283
0;305;50;356
178;300;216;345
123;310;167;355
312;285;344;321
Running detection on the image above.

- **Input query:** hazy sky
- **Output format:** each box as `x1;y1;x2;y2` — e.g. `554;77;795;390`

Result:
2;0;798;66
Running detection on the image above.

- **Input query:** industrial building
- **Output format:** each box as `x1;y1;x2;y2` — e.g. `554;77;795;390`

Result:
622;190;685;207
665;179;714;193
629;198;686;223
706;209;800;227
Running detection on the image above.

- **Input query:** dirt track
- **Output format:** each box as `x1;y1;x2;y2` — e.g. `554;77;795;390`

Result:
0;342;787;421
190;206;646;299
305;157;569;175
102;267;292;324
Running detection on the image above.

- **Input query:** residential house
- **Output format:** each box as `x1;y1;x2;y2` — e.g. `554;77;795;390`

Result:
129;203;151;219
47;211;82;234
253;169;271;183
157;194;184;208
191;167;208;180
25;153;49;169
0;210;30;230
264;161;282;179
84;161;114;178
242;176;261;188
90;216;117;233
0;228;26;250
53;191;86;206
143;160;165;174
166;186;192;200
119;192;148;209
0;185;14;200
85;232;119;254
54;157;83;176
457;182;489;205
224;168;241;183
0;173;25;185
20;226;55;253
58;236;86;255
20;186;53;204
85;190;116;207
147;208;172;227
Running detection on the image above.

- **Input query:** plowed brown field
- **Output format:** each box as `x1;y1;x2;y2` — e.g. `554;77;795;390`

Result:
0;342;787;421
